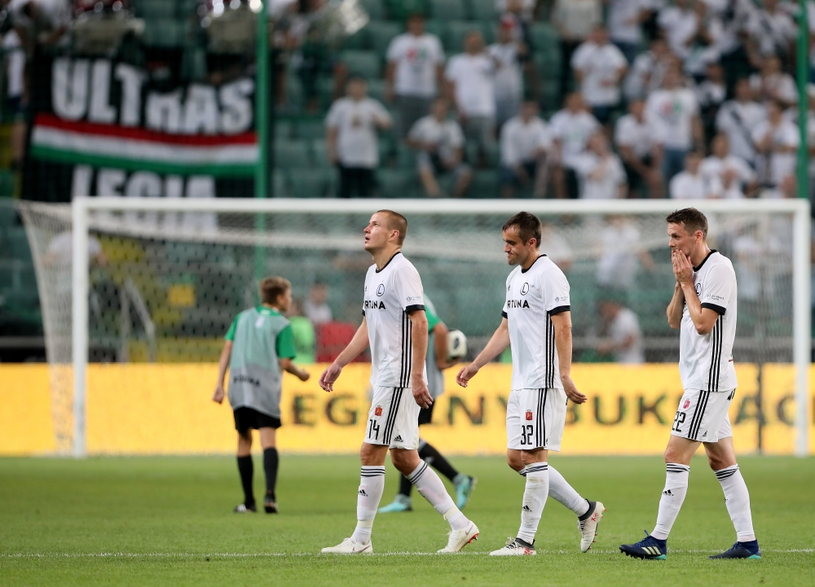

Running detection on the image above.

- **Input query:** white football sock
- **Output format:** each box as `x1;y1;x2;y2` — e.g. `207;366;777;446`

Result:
351;466;385;545
408;461;469;531
548;465;589;517
517;463;549;544
715;465;756;542
652;463;689;540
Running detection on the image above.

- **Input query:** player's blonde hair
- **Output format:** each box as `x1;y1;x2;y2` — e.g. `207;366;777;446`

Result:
260;276;291;305
377;209;408;245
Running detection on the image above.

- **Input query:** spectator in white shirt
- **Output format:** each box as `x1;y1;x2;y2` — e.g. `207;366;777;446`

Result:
657;0;701;60
615;99;662;198
700;134;758;199
595;214;655;289
696;62;727;142
445;30;496;166
385;14;446;138
496;0;536;45
488;20;526;129
607;0;651;64
623;36;673;102
596;295;645;365
549;92;601;198
304;282;333;326
749;54;798;109
574;133;627;199
9;0;72;50
325;76;393;198
499;100;551;198
751;98;799;188
570;25;628;125
716;77;767;167
540;220;574;272
645;64;703;186
669;150;723;199
406;97;471;198
745;0;797;60
551;0;603;105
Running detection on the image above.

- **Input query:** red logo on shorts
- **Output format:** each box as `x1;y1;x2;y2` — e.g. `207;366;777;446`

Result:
683;399;691;409
374;406;382;417
525;410;533;421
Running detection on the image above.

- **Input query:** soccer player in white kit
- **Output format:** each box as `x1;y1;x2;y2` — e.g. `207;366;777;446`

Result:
320;210;479;554
457;212;605;556
620;207;760;560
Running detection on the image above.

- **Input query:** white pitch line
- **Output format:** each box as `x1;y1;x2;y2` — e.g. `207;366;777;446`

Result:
1;549;813;559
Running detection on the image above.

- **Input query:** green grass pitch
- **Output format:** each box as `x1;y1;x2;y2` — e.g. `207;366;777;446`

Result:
1;455;813;586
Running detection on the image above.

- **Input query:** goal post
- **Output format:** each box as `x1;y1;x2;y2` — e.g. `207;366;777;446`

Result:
18;196;812;457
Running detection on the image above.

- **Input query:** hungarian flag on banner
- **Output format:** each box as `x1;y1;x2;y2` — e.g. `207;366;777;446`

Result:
30;114;257;177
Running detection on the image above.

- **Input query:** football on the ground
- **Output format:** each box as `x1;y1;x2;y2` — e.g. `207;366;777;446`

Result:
447;330;468;360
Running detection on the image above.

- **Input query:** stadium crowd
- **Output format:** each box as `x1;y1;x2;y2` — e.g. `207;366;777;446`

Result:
0;0;812;201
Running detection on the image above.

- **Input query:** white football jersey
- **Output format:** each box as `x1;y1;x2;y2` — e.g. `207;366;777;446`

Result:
503;255;571;390
679;250;738;391
363;252;427;388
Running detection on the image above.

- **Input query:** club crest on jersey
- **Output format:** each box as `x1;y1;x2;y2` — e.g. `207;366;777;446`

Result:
525;410;533;421
376;284;385;297
521;282;529;295
374;406;382;417
695;283;702;297
683;399;691;409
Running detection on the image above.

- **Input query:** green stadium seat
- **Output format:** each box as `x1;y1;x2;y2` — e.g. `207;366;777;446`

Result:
288;168;330;198
142;19;186;49
423;19;447;44
430;0;467;20
339;50;382;79
0;202;17;227
469;0;497;21
293;119;326;141
311;138;332;168
275;140;312;168
274;120;292;141
386;0;431;21
359;0;387;20
530;23;559;52
467;170;499;198
376;169;421;198
367;20;401;54
135;0;177;19
341;28;369;50
394;145;417;169
270;171;287;197
0;171;15;198
366;78;388;104
7;227;30;260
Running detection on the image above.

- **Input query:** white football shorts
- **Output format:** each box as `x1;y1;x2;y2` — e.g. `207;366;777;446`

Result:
364;386;420;450
670;388;735;442
506;387;567;451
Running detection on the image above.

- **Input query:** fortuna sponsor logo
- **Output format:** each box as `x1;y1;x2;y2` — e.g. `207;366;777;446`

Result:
364;300;387;310
232;374;260;386
507;299;531;309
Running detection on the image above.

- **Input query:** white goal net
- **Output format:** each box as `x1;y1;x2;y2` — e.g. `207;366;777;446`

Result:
17;197;811;456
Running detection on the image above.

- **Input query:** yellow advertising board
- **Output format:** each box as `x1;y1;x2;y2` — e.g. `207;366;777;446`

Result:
0;363;812;456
